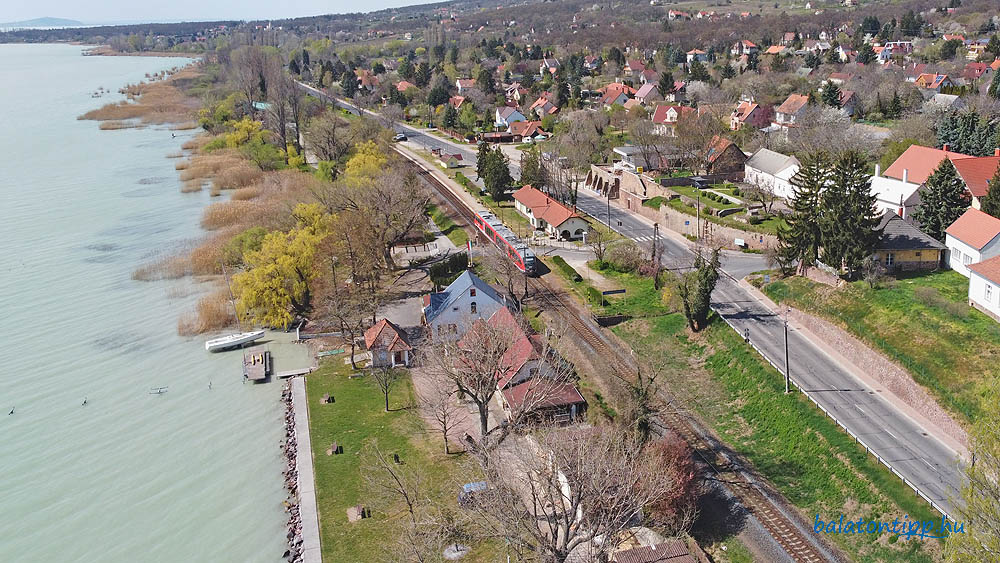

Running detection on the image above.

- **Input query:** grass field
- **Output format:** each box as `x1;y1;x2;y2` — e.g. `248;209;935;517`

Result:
762;271;1000;423
426;203;469;247
306;360;498;562
612;315;943;562
664;197;787;235
667;184;742;210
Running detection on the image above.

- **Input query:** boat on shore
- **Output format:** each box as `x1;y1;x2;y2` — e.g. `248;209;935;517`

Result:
205;330;265;352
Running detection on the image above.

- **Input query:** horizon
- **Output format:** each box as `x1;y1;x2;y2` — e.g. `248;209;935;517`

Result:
1;0;440;27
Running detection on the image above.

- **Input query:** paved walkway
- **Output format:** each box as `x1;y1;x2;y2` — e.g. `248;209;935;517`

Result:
292;377;322;563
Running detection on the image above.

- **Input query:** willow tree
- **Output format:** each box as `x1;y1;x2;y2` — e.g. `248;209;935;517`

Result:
234;203;331;329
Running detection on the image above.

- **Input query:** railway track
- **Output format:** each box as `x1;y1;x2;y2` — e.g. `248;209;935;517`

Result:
401;148;838;563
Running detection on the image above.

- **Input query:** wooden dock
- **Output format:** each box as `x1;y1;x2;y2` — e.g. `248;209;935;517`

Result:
276;368;313;379
243;346;271;381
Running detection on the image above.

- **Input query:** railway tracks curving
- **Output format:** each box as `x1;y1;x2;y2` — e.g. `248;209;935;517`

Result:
403;149;838;563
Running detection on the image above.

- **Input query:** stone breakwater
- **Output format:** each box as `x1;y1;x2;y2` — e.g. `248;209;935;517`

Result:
281;382;304;563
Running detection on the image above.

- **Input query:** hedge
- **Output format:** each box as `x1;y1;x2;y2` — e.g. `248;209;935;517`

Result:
551;256;582;282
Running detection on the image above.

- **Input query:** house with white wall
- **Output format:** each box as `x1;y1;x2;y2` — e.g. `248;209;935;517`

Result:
743;148;800;200
513;185;590;240
423;271;507;340
968;256;1000;322
944;208;1000;277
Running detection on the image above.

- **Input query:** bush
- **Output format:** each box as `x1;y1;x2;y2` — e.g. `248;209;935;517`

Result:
605;240;644;273
731;187;741;197
429;252;469;286
552;256;583;282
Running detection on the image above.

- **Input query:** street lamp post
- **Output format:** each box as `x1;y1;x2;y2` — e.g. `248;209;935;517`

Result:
784;306;790;394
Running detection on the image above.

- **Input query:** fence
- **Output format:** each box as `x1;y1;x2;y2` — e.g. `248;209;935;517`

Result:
714;310;956;522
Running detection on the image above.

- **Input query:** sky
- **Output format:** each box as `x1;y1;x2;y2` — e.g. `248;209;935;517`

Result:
2;0;434;25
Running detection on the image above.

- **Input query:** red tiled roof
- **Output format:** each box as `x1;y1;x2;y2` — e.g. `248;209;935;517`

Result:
449;95;465;108
457;78;476;88
396;80;416;92
600;82;637;96
915;73;949;89
508;120;545;137
946;208;1000;250
501;379;586;410
613;540;695;563
775;94;808;116
969;255;1000;285
953;156;1000;198
991;59;1000;72
513;185;583;229
963;62;990;80
764;45;786;55
733;101;758;121
705;135;736;164
626;59;646;72
651;104;694;125
883;145;972;185
364;319;412;352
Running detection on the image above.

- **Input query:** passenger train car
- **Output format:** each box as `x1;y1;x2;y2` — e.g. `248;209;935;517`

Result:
472;210;536;274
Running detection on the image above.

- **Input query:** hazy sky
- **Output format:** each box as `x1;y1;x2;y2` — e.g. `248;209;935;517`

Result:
3;0;433;24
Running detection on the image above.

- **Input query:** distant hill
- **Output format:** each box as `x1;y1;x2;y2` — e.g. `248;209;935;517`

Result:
1;17;84;28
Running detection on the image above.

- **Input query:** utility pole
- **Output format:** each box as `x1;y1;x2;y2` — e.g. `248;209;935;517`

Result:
696;190;701;241
784;307;790;394
606;189;611;229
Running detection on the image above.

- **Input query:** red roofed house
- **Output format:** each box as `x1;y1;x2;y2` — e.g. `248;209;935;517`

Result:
456;78;477;94
946;208;1000;277
449;95;466;109
601;88;630;108
686;49;708;64
870;144;973;220
651;104;695;136
356;69;379;91
772;93;809;129
528;92;559;118
914;73;953;93
730;39;758;56
839;90;858;116
730;100;772;130
991;59;1000;72
765;45;787;56
500;379;587;424
968;255;1000;322
396;80;417;92
634;83;661;105
962;62;992;82
507;120;547;141
365;319;413;367
512;185;590;240
624;59;646;77
953;152;1000;209
704;135;748;179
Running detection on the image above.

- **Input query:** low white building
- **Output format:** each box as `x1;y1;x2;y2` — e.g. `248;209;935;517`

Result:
944;208;1000;277
512;185;590;240
968;256;1000;322
743;148;800;200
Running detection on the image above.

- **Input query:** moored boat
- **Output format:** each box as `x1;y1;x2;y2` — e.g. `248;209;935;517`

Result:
204;330;265;352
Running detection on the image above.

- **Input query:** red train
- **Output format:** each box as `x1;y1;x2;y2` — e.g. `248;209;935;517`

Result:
472;210;537;274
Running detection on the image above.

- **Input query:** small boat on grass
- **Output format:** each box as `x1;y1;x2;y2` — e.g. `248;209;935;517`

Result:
205;330;265;352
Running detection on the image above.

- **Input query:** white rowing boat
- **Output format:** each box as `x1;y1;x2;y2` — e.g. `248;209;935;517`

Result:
204;330;266;352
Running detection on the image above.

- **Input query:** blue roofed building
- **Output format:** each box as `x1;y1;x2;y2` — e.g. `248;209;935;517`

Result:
422;270;507;340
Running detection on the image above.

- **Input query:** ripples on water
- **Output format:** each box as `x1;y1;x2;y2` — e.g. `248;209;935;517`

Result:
0;44;287;562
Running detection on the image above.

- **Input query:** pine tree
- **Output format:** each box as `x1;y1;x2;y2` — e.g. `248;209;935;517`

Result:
981;165;1000;219
821;151;882;278
988;71;1000;100
442;104;458;129
778;152;830;269
720;64;737;80
414;62;431;87
658;71;675;97
340;71;357;98
822;81;842;109
912;159;971;241
888;91;903;119
689;60;711;82
289;58;300;75
857;43;876;65
475;141;491;180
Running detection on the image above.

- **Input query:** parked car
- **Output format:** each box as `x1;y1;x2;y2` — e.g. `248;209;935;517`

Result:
393;133;408;142
458;481;487;507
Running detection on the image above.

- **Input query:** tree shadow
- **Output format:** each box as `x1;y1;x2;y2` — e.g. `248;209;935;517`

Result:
689;482;749;544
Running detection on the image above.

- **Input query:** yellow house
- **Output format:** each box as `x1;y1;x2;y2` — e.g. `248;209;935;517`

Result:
874;211;945;272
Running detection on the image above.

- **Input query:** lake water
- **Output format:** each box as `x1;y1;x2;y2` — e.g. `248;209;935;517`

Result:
0;44;292;562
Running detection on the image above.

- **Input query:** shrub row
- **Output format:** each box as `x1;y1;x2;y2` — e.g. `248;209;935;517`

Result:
551;256;582;282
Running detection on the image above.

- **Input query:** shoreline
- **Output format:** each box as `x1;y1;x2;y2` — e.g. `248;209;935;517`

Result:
281;379;322;562
82;44;202;57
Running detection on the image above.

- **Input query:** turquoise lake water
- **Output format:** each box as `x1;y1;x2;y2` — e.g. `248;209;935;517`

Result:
0;44;290;562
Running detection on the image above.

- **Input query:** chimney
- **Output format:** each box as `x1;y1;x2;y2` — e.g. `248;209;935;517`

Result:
874;164;881;178
902;168;908;184
943;144;950;152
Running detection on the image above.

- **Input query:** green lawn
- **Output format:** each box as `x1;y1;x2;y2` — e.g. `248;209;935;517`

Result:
665;198;786;236
612;315;943;562
667;184;742;210
307;360;498;562
762;271;1000;422
426;203;469;247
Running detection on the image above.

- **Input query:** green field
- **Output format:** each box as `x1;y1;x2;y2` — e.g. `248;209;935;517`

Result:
612;315;943;562
426;203;469;247
667;184;742;210
762;271;1000;423
307;360;498;562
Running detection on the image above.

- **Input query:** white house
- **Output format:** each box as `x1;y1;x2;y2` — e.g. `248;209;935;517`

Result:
945;208;1000;277
495;106;526;129
743;148;801;200
423;271;507;340
771;94;809;130
968;255;1000;322
512;185;590;240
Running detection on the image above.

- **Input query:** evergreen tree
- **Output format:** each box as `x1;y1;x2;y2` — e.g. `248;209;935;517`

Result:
857;43;876;65
874;92;885;115
988;71;1000;100
912;159;971;241
340;71;357;98
554;78;570;109
658;71;675;97
981;165;1000;219
676;249;721;332
826;43;841;64
414;62;431;87
475;141;491;180
888;91;903;119
398;59;414;80
746;51;761;72
289;58;300;75
301;49;310;68
688;60;711;82
442;104;458;129
821;151;882;278
482;148;513;201
778;152;830;268
822;81;842;109
477;68;496;95
720;64;737;80
519;146;547;189
987;34;1000;59
804;51;821;69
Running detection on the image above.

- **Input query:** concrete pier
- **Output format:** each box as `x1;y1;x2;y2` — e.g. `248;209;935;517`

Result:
292;377;322;562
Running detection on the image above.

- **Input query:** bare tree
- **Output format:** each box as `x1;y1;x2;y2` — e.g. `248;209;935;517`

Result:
481;245;528;310
362;439;423;525
231;46;269;109
304;110;351;162
379;103;404;131
420;374;467;454
744;177;780;214
674;112;727;175
266;68;295;158
628;118;668;172
469;426;677;562
586;227;612;263
371;366;400;411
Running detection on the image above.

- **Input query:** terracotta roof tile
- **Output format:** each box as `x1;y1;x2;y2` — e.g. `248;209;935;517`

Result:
953;156;1000;198
513;185;583;229
946;208;1000;250
775;94;808;116
969;255;1000;285
883;145;973;185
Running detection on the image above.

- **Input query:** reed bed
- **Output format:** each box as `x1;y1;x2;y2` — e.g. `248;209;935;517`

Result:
175;160;190;170
201;201;258;231
189;231;235;275
166;151;184;158
171;121;199;130
99;120;138;130
132;253;190;281
211;162;263;191
177;152;245;182
181;179;203;193
181;135;210;150
78;69;202;125
230;186;261;201
177;291;234;336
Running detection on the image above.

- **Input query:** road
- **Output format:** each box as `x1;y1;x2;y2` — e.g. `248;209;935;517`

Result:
300;82;963;518
575;186;962;518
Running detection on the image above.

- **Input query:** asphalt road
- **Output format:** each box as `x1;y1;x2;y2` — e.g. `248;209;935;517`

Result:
301;82;963;518
575;186;962;518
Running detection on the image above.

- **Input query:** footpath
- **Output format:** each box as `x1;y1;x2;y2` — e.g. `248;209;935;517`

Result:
292;377;322;562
